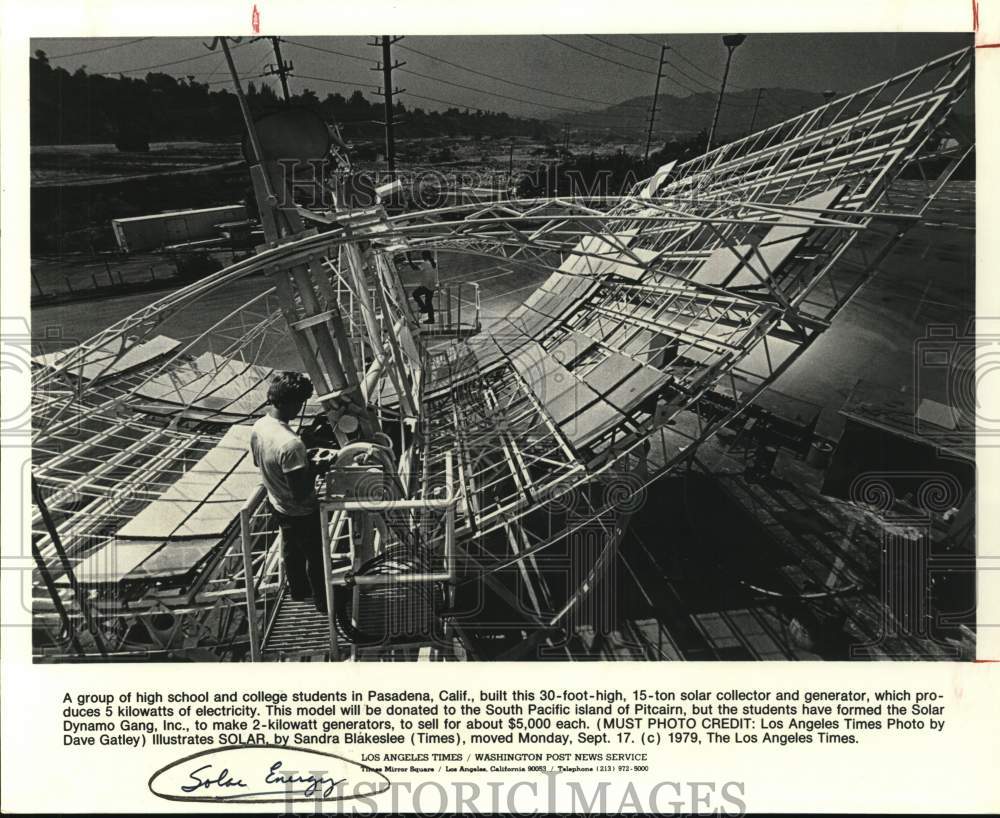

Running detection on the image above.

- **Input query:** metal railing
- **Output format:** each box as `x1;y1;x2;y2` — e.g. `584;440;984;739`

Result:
422;282;481;338
317;451;456;658
240;452;457;661
238;484;290;662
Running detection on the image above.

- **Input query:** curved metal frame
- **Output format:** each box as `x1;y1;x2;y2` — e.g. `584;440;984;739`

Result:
29;47;973;661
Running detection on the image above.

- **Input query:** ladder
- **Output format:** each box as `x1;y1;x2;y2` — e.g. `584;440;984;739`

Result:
260;591;349;660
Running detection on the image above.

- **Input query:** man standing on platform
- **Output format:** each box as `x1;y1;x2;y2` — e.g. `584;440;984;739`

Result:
409;251;438;325
250;371;328;613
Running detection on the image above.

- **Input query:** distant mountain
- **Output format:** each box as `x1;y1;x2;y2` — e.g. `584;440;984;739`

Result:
553;87;829;140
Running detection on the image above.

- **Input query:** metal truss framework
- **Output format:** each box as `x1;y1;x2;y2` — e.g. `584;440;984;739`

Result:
29;48;972;660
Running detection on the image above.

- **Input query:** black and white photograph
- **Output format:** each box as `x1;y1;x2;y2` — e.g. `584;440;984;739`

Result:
24;30;977;665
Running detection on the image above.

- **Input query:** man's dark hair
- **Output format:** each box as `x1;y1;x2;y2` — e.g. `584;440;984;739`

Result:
267;371;314;407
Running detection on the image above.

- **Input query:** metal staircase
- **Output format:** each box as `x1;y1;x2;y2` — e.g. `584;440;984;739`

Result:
261;592;348;660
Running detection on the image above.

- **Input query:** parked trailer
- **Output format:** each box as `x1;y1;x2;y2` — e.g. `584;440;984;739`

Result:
111;205;247;253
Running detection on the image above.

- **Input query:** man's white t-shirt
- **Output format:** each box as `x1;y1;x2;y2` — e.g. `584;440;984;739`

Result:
250;414;315;516
419;264;437;290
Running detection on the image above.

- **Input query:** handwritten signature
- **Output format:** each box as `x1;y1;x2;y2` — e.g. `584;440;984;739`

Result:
182;760;345;799
148;745;390;804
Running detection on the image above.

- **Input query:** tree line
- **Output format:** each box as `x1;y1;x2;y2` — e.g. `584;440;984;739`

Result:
30;51;555;146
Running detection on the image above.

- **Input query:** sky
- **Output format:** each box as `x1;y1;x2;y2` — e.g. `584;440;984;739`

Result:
32;33;971;124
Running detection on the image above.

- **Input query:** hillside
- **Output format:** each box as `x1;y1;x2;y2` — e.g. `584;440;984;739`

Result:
554;87;829;139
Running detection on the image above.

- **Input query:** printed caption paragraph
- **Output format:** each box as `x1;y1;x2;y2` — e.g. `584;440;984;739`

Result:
61;684;948;761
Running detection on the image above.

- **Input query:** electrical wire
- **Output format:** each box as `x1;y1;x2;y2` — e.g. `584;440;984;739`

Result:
45;38;152;60
637;44;758;103
56;36;660;139
399;64;589;114
285;38;649;124
397;63;649;121
243;49;277;87
399;88;505;116
632;34;666;48
394;41;644;109
405;90;645;136
669;50;751;95
294;72;379;92
279;38;372;66
90;43;268;90
293;72;551;132
630;34;752;92
542;36;659;76
585;35;659;62
545;34;756;113
289;36;649;114
200;51;229;85
107;40;252;75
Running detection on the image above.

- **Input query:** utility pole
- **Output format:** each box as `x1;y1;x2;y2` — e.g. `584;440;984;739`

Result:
707;34;746;153
370;35;405;173
263;36;293;102
644;44;667;162
748;87;763;135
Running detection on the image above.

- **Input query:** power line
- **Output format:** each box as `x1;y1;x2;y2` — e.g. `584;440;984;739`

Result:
260;68;685;136
624;37;756;101
585;35;660;62
287;37;649;118
586;38;758;114
669;44;750;92
400;89;645;136
200;51;229;84
660;55;759;108
203;73;265;87
394;41;642;109
45;38;152;60
285;40;648;120
247;41;650;132
662;58;759;106
395;88;647;136
293;76;552;140
281;38;371;66
243;49;278;86
398;88;505;116
108;40;252;75
635;36;717;81
659;56;724;95
90;43;267;90
294;73;378;91
632;34;666;48
396;62;644;118
630;35;751;92
91;65;262;87
542;36;658;76
665;44;725;83
581;35;714;96
115;56;272;87
293;35;763;123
